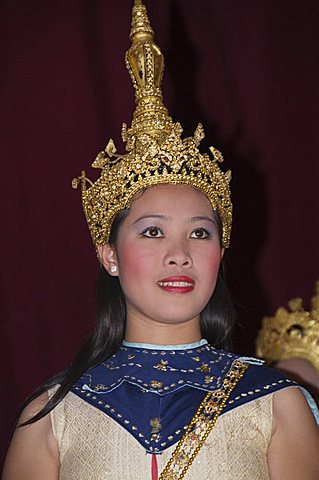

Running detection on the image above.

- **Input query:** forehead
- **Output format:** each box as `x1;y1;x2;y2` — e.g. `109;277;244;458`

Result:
127;184;214;218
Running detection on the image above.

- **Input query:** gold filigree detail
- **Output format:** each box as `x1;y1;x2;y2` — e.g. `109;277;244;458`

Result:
159;360;249;480
73;0;232;250
204;399;218;415
256;280;319;374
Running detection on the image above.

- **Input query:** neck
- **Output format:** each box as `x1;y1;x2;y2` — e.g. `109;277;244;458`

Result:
124;313;201;345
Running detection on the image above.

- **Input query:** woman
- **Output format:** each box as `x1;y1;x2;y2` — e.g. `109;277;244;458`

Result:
3;1;319;479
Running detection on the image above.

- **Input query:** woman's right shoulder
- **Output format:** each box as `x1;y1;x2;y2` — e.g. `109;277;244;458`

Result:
2;392;60;480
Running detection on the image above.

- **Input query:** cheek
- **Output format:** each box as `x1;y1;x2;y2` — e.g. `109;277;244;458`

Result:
199;248;222;281
117;243;156;281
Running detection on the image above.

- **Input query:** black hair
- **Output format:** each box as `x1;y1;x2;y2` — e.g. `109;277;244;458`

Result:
19;205;235;426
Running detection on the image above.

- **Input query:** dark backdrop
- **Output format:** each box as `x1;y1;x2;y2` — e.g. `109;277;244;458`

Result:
1;0;319;466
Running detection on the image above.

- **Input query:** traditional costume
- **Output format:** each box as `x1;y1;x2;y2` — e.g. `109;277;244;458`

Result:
50;340;302;479
67;1;319;478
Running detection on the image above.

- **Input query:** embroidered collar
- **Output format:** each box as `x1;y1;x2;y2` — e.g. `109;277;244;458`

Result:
71;343;295;453
80;340;240;396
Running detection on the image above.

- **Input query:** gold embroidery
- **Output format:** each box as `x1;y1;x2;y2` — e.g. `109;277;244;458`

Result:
204;375;214;384
154;360;168;371
150;380;163;389
200;363;210;372
159;360;248;480
150;418;162;434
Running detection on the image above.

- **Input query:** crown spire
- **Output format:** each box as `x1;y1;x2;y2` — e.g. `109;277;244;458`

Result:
124;0;173;144
130;0;154;40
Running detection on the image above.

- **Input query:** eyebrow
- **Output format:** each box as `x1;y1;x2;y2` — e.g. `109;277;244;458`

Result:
189;216;216;224
133;215;216;224
133;215;170;225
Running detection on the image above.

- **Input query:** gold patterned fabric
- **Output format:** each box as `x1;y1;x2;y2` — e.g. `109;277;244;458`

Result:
50;390;271;479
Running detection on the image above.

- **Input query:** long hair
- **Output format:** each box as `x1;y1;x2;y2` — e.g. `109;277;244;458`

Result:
20;207;235;426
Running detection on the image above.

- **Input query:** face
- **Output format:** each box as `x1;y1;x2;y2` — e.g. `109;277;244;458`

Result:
101;184;224;329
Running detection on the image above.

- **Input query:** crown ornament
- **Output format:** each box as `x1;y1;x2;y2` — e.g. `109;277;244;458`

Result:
72;0;232;248
256;281;319;375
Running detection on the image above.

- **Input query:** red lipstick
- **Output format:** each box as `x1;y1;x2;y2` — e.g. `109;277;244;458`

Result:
157;276;195;294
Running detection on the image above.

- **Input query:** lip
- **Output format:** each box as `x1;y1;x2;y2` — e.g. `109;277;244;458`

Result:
157;275;195;294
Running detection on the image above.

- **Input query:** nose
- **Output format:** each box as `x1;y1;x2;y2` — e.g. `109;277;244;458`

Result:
163;239;193;268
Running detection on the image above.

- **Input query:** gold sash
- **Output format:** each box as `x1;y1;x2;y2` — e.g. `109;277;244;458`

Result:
159;360;249;480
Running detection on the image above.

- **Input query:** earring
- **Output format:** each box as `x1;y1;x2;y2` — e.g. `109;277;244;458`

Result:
110;265;117;273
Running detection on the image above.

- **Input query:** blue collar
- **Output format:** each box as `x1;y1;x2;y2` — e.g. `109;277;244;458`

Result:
79;341;239;395
71;343;294;453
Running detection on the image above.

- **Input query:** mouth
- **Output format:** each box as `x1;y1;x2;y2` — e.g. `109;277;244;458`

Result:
157;276;195;294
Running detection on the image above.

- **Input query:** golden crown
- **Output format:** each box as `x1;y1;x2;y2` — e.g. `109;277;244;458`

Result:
72;0;232;248
256;281;319;374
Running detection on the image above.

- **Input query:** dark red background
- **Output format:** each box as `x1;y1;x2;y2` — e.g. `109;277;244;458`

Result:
1;0;319;466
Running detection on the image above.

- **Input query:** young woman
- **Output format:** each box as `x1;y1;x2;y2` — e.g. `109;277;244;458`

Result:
3;1;319;479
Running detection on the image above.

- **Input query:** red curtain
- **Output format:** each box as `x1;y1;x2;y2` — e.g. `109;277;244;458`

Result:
1;0;319;465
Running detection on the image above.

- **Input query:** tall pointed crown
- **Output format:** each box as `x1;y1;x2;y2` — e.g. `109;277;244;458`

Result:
72;0;232;248
256;281;319;374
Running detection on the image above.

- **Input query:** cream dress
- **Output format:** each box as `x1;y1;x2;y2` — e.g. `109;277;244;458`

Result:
50;389;272;480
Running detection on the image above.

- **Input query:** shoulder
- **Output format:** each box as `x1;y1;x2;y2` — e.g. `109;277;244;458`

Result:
19;392;50;422
272;386;318;428
2;393;59;480
267;386;319;478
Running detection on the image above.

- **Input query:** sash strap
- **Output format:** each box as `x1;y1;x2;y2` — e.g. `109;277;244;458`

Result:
159;360;249;480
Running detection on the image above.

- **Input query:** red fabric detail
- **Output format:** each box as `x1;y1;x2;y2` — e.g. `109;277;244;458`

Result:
152;453;159;480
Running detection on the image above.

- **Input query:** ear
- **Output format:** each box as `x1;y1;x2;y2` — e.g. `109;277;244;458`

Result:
97;244;119;276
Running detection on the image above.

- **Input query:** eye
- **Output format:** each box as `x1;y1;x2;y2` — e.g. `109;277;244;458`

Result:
190;228;211;239
141;226;164;238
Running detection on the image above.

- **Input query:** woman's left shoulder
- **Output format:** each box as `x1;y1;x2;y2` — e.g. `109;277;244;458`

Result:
273;386;318;424
267;387;319;478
